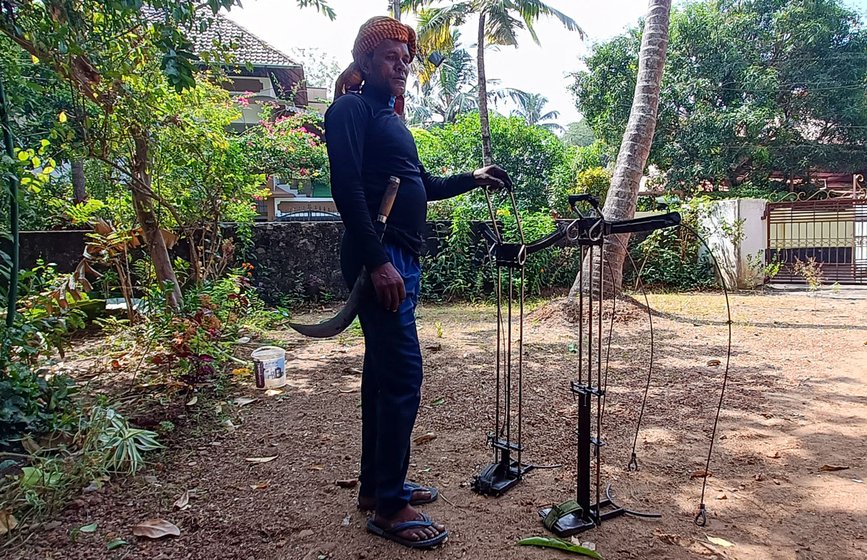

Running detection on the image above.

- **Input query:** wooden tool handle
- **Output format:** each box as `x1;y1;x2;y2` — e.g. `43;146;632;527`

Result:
377;176;401;224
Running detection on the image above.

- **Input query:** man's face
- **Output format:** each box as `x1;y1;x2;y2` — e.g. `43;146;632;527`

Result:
362;38;411;97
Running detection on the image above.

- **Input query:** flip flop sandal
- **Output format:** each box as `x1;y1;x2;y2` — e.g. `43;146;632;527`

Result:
366;513;449;549
357;482;439;510
405;482;439;505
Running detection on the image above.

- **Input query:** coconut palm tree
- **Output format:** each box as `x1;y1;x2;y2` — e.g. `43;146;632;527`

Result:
403;0;582;164
507;89;563;132
569;0;672;296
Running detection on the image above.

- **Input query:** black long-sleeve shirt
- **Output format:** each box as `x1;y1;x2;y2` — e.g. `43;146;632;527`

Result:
325;86;476;274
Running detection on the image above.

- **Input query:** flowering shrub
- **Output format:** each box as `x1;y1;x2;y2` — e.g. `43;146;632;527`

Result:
239;111;329;182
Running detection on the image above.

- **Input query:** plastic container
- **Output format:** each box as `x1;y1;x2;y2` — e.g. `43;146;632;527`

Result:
251;346;287;389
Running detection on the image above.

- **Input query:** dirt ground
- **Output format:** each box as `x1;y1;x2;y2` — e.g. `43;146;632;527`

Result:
4;288;867;560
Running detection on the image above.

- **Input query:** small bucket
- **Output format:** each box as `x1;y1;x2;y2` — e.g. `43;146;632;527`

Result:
251;346;287;389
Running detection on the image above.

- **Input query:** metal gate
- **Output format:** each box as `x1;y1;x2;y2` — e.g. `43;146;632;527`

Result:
766;195;867;284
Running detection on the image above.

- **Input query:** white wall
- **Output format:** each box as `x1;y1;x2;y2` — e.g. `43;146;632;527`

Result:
700;198;768;289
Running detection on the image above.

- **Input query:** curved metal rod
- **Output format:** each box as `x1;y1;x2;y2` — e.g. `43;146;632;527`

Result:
605;235;656;473
477;221;569;255
678;224;733;527
598;241;656;475
605;483;662;519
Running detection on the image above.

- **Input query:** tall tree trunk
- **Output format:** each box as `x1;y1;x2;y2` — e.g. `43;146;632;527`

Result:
71;159;86;203
130;132;183;310
569;0;671;296
477;13;493;166
391;0;400;20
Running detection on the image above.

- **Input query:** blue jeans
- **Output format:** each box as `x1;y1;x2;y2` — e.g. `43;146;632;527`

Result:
346;243;423;517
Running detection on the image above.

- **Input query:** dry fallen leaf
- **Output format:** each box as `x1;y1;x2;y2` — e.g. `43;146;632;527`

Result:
250;480;270;490
0;510;18;536
425;343;442;351
111;359;121;370
264;389;283;397
706;359;721;367
21;436;40;454
186;396;198;407
335;479;358;489
234;397;258;407
690;470;713;479
707;535;734;548
413;433;437;445
819;464;850;472
173;491;189;510
338;388;360;394
245;456;277;464
343;367;363;375
132;519;180;539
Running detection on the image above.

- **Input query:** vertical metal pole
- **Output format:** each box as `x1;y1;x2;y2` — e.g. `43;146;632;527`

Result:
595;244;604;522
517;262;524;474
577;246;584;385
0;74;19;329
506;266;513;450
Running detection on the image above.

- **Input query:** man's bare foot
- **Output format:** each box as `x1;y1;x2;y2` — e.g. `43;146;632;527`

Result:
372;505;446;543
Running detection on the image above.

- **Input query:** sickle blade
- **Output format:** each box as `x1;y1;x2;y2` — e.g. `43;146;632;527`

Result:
288;273;369;338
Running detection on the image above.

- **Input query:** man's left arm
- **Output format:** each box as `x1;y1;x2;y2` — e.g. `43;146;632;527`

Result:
421;164;513;201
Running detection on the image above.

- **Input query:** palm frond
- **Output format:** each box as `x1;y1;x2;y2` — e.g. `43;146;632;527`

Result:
484;4;523;47
539;122;564;133
415;4;472;85
505;0;585;40
400;0;437;12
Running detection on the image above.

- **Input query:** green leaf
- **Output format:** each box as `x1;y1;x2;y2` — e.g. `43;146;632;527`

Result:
106;538;128;550
79;522;98;533
20;467;64;488
431;397;445;406
517;537;604;559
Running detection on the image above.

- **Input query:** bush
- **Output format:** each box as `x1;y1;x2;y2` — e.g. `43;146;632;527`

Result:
421;208;578;302
412;113;567;213
626;200;716;291
0;363;75;449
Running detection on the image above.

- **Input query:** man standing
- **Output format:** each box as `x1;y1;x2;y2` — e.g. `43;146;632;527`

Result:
326;16;513;550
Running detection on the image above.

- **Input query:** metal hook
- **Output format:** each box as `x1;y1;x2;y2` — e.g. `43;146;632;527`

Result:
627;452;639;472
565;219;581;242
694;503;707;526
587;218;604;243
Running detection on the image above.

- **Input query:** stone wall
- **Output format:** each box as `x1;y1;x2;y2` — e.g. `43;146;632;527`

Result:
14;221;562;303
14;222;466;303
10;230;89;273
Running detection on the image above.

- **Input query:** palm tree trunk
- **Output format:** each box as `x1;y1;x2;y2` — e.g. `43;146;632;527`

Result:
477;13;493;166
569;0;671;297
130;132;183;310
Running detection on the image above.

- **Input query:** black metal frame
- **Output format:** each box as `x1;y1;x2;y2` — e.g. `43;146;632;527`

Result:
540;194;681;536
